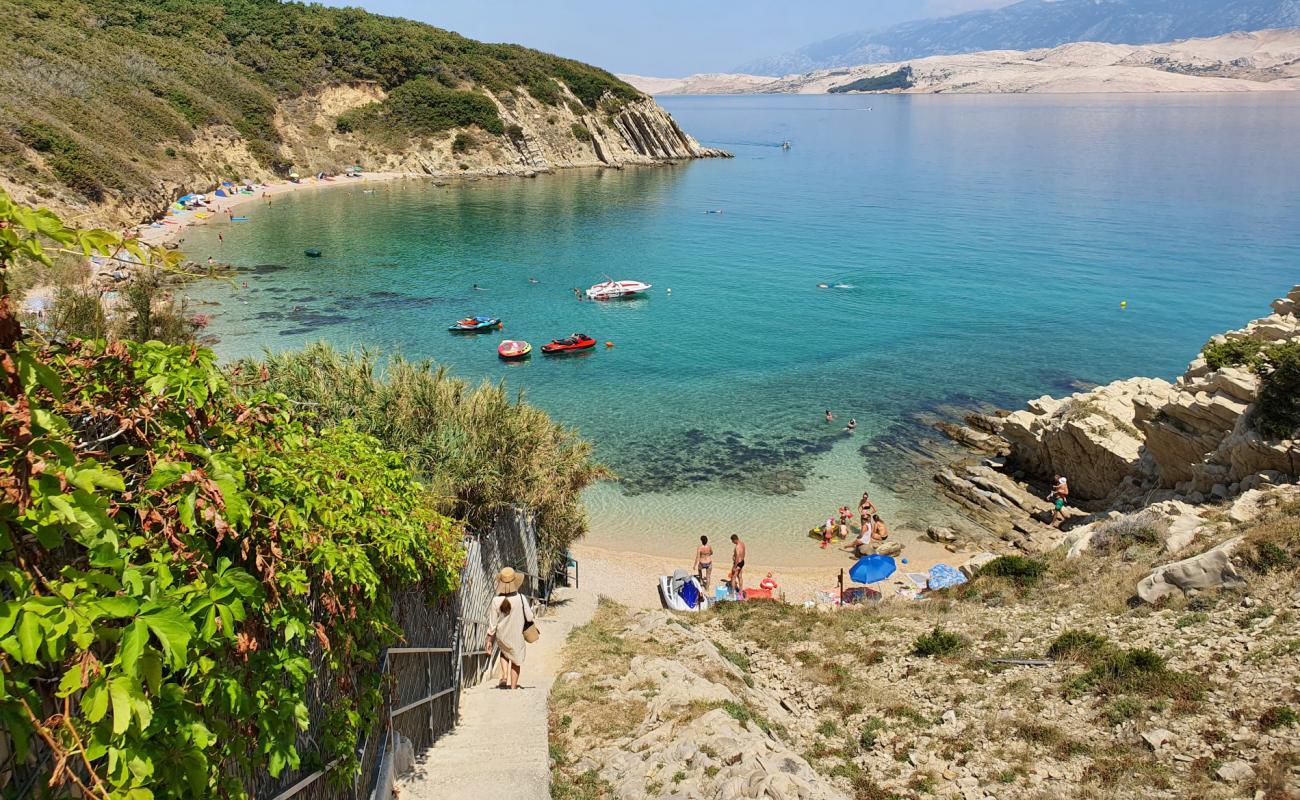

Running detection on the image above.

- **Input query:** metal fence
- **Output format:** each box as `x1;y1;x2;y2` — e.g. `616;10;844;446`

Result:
0;508;559;800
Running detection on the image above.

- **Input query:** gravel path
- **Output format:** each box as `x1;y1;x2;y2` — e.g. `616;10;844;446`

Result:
396;586;597;800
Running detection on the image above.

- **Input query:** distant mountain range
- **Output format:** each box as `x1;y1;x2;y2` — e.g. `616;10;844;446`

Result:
737;0;1300;75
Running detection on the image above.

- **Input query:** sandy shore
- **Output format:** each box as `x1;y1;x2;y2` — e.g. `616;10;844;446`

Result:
134;170;425;249
571;530;976;610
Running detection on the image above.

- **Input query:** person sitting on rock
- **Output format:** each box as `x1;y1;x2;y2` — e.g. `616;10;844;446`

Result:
1048;475;1069;528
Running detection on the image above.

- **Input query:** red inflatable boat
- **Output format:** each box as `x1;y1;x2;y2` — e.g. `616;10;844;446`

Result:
541;333;596;355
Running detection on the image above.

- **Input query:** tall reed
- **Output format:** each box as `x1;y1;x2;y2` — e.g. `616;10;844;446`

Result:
235;343;610;568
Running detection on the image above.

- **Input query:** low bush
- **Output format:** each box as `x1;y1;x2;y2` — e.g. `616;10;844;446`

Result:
452;131;477;154
977;555;1049;587
1252;341;1300;439
1047;630;1110;662
1090;512;1168;553
1070;647;1205;701
912;626;966;657
571;122;593;143
1258;706;1298;731
1202;337;1264;370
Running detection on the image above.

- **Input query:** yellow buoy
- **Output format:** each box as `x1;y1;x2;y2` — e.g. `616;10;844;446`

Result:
1120;300;1127;308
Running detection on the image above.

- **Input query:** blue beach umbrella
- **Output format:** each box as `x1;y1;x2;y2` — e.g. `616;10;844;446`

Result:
849;554;896;584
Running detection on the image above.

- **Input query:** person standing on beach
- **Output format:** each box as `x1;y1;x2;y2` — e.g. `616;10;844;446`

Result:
693;536;713;590
730;534;746;598
858;492;877;529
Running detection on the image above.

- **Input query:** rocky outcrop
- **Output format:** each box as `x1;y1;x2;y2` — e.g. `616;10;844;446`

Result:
4;84;728;231
1136;536;1245;604
1000;377;1176;501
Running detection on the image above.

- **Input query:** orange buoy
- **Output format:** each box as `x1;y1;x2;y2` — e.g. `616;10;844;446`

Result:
605;341;614;348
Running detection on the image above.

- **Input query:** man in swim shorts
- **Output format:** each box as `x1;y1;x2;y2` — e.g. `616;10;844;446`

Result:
1048;475;1069;528
693;535;713;589
730;534;746;598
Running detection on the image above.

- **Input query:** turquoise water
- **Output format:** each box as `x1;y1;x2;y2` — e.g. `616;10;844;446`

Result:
181;93;1300;563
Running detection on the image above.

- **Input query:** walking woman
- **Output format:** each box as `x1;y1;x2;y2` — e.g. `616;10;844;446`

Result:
486;567;533;690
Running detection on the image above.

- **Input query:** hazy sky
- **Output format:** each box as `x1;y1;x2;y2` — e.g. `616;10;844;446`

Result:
322;0;1011;75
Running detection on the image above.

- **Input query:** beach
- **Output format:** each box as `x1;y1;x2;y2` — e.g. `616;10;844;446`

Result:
571;530;964;610
134;170;426;249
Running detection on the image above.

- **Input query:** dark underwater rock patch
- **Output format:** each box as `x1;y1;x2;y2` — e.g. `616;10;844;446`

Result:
613;427;843;496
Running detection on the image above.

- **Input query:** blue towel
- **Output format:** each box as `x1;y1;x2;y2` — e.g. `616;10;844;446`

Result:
927;563;967;590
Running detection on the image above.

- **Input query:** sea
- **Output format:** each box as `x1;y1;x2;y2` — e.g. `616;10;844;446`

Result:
179;92;1300;567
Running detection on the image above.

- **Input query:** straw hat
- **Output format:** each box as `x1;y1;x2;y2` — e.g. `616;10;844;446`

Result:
496;567;525;594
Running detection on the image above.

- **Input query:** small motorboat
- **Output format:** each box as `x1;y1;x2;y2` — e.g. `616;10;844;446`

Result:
541;333;596;354
497;340;532;360
658;570;708;612
448;316;501;332
585;279;652;300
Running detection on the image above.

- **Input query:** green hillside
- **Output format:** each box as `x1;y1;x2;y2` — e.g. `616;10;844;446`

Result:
0;0;643;205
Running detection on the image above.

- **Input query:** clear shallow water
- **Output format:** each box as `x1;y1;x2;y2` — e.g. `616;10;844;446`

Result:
182;93;1300;565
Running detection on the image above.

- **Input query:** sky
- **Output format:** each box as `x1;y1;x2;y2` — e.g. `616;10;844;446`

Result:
321;0;1012;75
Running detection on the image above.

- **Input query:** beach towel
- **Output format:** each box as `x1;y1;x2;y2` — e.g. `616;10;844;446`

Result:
927;563;967;590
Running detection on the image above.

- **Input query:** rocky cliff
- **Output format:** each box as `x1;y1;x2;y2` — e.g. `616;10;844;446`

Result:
932;285;1300;560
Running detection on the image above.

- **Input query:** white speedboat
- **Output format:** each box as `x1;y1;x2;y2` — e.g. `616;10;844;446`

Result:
586;279;652;300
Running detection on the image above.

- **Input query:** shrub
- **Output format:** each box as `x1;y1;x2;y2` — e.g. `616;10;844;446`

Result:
452;131;477;154
570;122;593;143
1252;341;1300;439
978;555;1048;587
1047;630;1110;662
1258;706;1298;731
117;269;201;344
240;344;609;569
506;123;525;140
1202;337;1264;370
1090;512;1168;553
858;716;886;750
1071;648;1205;700
1241;540;1293;573
912;626;966;657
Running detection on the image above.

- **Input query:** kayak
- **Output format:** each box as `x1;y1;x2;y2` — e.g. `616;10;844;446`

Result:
449;316;501;332
541;333;596;354
497;340;532;359
231;216;249;222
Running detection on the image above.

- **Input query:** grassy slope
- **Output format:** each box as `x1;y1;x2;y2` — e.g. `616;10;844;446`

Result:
0;0;642;206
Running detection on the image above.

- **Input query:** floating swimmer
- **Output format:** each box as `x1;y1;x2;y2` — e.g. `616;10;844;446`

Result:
706;209;723;214
473;283;486;291
528;277;539;284
817;283;830;289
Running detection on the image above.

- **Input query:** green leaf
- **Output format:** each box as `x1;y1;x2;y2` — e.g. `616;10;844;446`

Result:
141;653;162;696
71;466;126;493
109;677;132;735
0;602;16;637
14;348;63;399
84;681;109;723
119;619;146;676
143;461;189;491
57;666;84;698
141;607;192;669
16;613;40;664
94;596;139;618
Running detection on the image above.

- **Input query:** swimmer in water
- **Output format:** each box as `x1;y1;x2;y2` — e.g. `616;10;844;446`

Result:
844;418;857;432
825;409;834;423
473;283;485;291
528;277;539;284
817;283;830;289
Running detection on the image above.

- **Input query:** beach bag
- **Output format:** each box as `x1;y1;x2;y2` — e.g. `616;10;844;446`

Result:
521;597;539;643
